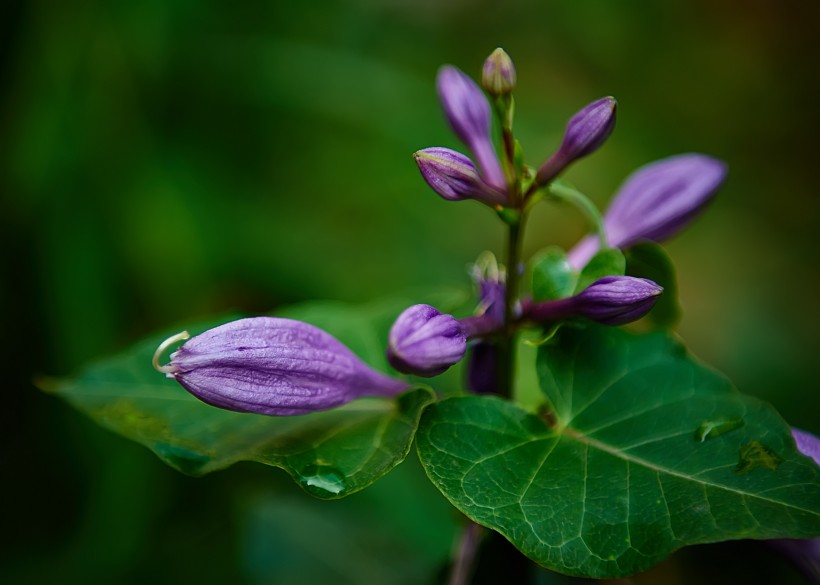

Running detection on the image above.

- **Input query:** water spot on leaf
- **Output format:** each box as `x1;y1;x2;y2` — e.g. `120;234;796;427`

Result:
694;417;745;442
735;441;783;474
298;464;348;498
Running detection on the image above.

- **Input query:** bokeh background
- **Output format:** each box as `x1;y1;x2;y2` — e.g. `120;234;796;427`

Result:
2;0;818;583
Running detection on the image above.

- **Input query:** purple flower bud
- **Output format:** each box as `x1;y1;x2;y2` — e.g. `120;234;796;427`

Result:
568;154;728;269
524;276;663;326
436;66;506;190
154;318;409;416
793;427;820;467
574;276;663;325
414;147;506;206
387;304;467;377
536;97;617;185
482;48;516;96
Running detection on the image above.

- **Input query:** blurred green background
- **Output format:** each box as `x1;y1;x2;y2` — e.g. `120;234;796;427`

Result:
2;0;818;583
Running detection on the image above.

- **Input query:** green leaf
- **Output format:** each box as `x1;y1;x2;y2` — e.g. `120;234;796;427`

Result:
416;323;820;578
530;247;577;301
45;301;436;499
625;242;681;328
574;248;626;293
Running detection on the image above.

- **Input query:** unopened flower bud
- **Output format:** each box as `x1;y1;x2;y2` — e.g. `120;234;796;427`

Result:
792;428;820;467
414;147;506;206
573;276;663;325
524;276;662;326
536;97;617;185
437;66;506;190
482;48;516;96
568;154;727;268
153;317;409;416
387;304;467;377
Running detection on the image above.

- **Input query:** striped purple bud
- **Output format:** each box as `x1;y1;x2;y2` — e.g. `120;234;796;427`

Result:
414;147;506;206
569;154;728;269
153;317;409;416
524;276;663;326
387;304;467;377
536;97;617;185
436;66;506;190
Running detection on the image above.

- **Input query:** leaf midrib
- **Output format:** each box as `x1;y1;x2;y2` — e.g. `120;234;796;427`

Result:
560;425;819;517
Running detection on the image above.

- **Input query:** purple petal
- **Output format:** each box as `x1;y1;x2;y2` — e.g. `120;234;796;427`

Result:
525;276;663;326
537;97;617;184
793;427;820;466
567;153;727;269
574;276;663;325
387;304;466;377
167;317;408;416
605;153;728;248
414;147;506;206
436;66;506;190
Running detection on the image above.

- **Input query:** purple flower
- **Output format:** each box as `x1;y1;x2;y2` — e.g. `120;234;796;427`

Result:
523;276;663;326
153;317;409;416
387;304;467;377
536;97;617;185
569;154;728;269
414;147;506;206
482;48;516;96
437;66;506;191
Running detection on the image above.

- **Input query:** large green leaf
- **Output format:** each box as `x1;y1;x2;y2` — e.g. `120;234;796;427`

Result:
45;300;439;499
416;323;820;577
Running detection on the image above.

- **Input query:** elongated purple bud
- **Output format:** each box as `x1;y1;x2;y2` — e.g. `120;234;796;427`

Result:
793;427;820;467
574;276;663;325
568;154;728;269
524;276;663;326
482;48;516;96
437;66;506;190
536;97;617;185
387;304;467;377
414;147;506;206
154;318;409;416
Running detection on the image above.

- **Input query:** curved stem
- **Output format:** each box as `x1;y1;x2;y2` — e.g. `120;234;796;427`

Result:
448;521;483;585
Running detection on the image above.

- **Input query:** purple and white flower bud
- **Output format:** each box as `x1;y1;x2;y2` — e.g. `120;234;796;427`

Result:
153;317;409;416
437;66;506;190
569;154;728;269
387;304;467;377
536;97;617;185
414;147;506;206
482;48;516;96
524;276;663;326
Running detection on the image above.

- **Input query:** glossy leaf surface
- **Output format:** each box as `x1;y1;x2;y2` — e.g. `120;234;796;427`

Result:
416;323;820;577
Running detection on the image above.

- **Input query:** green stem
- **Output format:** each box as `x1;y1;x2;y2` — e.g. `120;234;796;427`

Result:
498;212;525;398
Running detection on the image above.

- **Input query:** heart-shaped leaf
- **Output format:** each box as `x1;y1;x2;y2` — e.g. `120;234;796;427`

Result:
416;323;820;577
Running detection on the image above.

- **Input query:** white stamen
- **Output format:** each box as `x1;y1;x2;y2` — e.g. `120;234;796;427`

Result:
152;331;191;375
